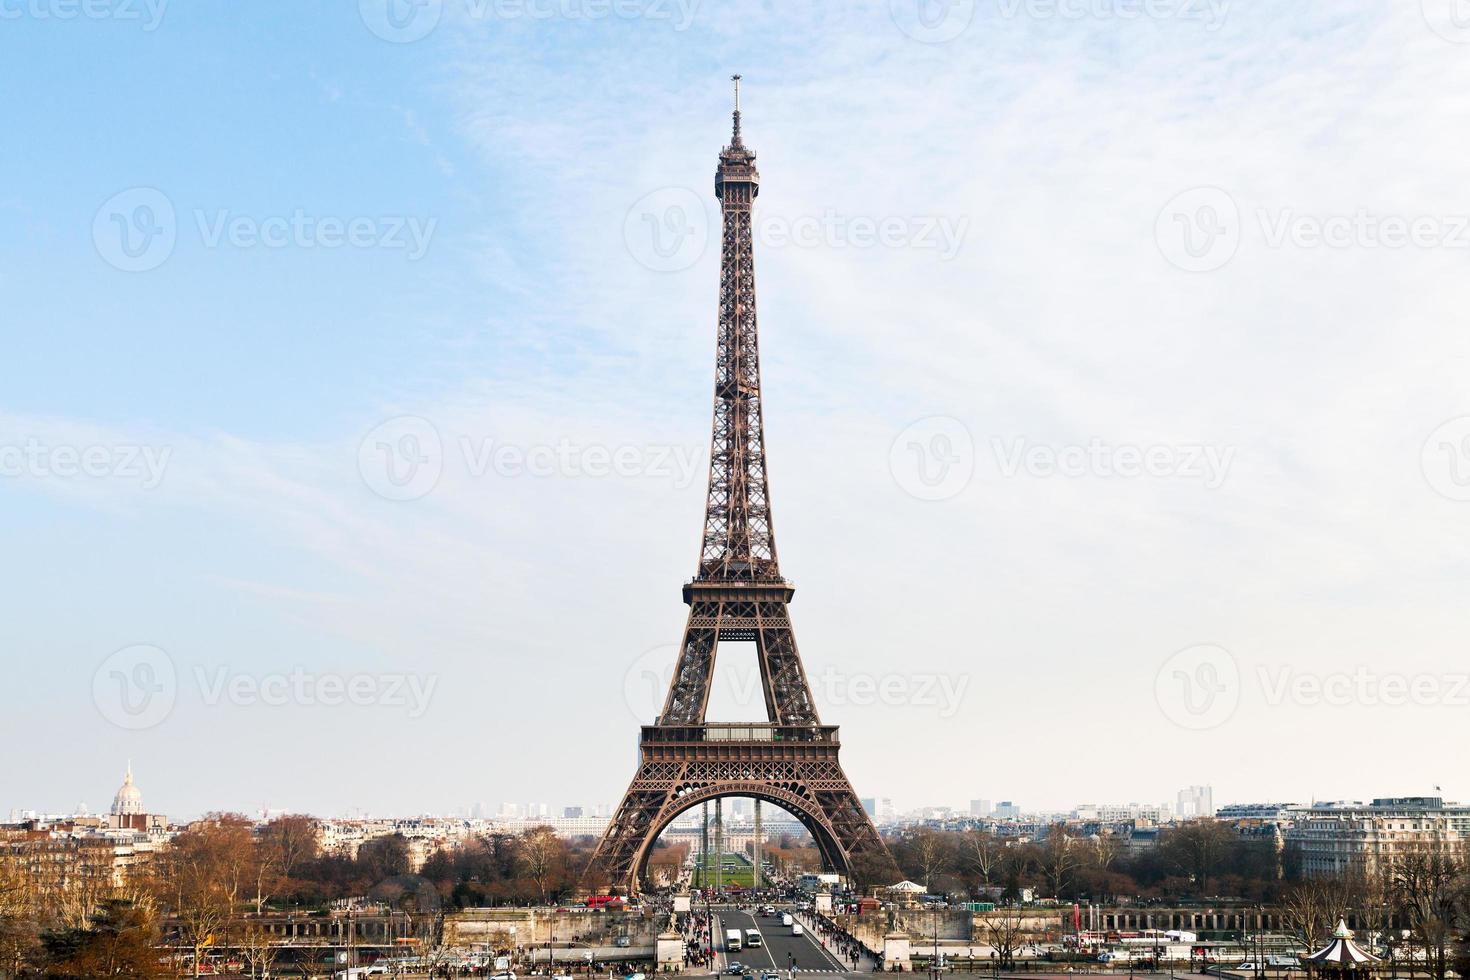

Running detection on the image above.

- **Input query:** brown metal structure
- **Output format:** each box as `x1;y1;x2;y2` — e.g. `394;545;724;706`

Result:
587;78;895;895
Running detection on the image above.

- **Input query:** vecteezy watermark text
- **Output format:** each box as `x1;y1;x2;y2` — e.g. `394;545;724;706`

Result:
1258;665;1470;708
1157;186;1470;272
621;644;971;722
357;0;699;43
622;189;970;272
0;438;170;489
0;0;168;29
996;0;1228;29
1155;644;1470;732
358;415;704;501
992;437;1235;489
93;187;437;272
91;643;439;730
195;666;438;719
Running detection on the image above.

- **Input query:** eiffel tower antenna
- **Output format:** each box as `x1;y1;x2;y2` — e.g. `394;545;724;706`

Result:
587;84;896;896
731;74;742;145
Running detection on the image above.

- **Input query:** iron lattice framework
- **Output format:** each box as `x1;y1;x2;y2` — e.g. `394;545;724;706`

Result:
588;79;894;894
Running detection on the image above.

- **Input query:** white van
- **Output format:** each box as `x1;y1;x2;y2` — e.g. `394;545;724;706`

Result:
792;923;804;937
781;914;793;927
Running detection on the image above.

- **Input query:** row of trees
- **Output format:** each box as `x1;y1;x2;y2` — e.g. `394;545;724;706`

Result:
889;820;1280;901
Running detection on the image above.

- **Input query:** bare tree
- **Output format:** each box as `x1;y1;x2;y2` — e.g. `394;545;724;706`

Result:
1038;826;1078;895
239;920;280;979
515;826;568;904
963;829;1003;891
1391;845;1463;980
981;906;1026;968
1281;877;1348;954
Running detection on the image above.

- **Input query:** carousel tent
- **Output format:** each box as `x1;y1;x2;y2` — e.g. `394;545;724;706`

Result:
1306;920;1379;974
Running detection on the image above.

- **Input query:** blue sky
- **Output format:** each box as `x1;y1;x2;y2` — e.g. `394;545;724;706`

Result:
5;0;1470;821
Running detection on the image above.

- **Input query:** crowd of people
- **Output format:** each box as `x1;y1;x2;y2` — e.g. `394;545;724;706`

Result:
803;907;883;972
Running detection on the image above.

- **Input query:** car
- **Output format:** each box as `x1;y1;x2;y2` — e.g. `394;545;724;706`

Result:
490;973;518;980
624;973;647;980
725;963;744;974
761;972;781;980
553;973;575;980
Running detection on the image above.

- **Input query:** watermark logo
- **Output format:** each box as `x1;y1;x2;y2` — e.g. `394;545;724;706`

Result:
621;644;970;722
358;415;444;501
1156;186;1240;272
889;416;975;501
1154;643;1239;731
357;416;704;501
1422;416;1470;502
93;644;177;730
195;666;438;718
0;0;169;29
1421;0;1470;43
889;0;976;43
992;437;1234;488
194;209;436;259
359;0;443;42
1259;666;1470;708
359;0;698;39
93;188;437;271
93;187;177;273
995;0;1228;29
1257;209;1470;251
757;211;968;260
0;438;171;489
624;187;708;272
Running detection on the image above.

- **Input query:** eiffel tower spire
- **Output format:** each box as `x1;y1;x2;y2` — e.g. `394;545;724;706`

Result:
731;73;743;147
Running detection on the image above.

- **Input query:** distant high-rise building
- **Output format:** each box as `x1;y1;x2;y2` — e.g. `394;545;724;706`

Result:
969;799;992;818
860;797;895;821
1177;785;1214;819
563;806;584;818
498;802;522;819
994;801;1021;820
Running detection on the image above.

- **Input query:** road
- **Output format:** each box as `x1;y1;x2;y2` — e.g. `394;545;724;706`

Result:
712;907;852;974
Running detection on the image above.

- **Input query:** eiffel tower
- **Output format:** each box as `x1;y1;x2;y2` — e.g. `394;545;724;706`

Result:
587;78;895;895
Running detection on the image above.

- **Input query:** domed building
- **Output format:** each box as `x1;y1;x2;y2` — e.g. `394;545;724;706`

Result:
106;764;168;834
111;763;144;816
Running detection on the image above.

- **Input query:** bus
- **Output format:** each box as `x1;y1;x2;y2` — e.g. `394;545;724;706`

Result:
725;929;742;952
745;929;762;948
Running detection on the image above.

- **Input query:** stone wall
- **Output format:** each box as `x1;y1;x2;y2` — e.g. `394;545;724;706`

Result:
444;908;660;955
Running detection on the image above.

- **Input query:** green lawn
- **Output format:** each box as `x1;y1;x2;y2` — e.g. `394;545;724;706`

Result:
692;852;758;887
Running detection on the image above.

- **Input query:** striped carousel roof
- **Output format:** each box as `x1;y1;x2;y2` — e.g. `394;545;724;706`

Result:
1306;920;1380;966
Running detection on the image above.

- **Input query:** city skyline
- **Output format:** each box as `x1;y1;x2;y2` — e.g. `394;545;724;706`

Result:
10;765;1459;828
